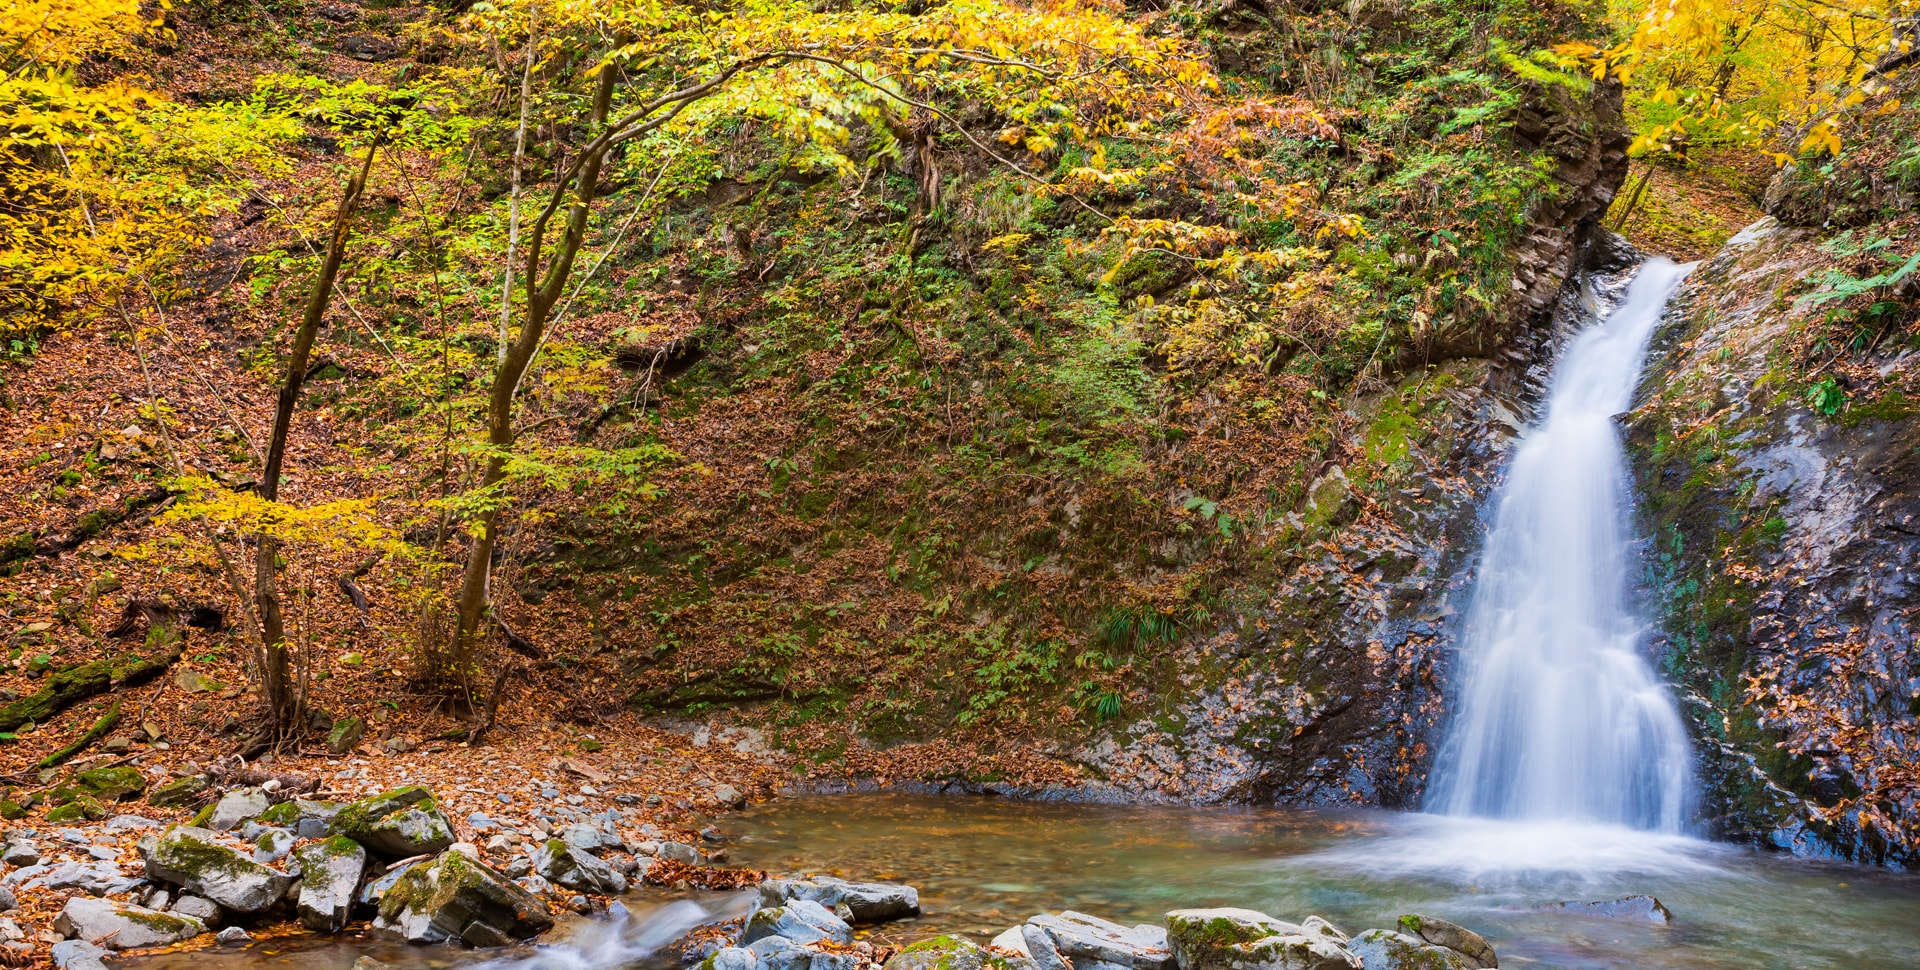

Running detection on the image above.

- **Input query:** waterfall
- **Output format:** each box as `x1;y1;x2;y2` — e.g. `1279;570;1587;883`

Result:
1429;258;1695;832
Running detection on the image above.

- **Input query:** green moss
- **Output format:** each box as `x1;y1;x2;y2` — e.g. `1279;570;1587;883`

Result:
77;765;146;799
257;801;300;826
48;794;105;821
150;774;208;808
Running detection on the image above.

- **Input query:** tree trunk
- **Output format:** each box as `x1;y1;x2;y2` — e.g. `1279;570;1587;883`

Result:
449;62;620;689
254;140;380;733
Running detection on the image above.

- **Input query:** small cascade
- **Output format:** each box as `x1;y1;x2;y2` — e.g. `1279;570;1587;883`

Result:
1429;258;1695;831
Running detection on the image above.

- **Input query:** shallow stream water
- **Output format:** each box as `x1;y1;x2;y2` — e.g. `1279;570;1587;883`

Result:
123;792;1920;970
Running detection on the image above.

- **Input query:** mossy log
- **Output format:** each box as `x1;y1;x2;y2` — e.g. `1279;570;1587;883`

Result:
0;651;178;732
36;700;121;768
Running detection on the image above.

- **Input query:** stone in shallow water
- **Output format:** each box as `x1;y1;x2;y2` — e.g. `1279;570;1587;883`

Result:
1165;908;1307;970
885;935;1025;970
747;934;861;970
372;849;553;946
1545;895;1672;924
51;940;111;970
1394;916;1495;969
743;899;853;947
1346;930;1473;970
761;876;921;923
694;945;756;970
1027;912;1175;970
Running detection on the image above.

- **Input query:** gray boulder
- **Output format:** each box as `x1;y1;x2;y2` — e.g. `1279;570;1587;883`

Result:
743;899;854;947
657;840;703;864
0;841;37;867
56;897;205;949
761;875;921;922
372;849;553;946
1545;896;1671;924
216;927;252;945
747;935;861;970
695;946;758;970
886;935;1023;970
36;861;128;895
531;839;626;895
1028;912;1175;970
170;894;220;922
1394;916;1496;968
557;824;618;853
1164;909;1356;970
293;836;367;932
334;786;456;857
1347;930;1473;970
359;858;426;907
1299;918;1348;946
253;828;296;865
139;826;293;913
50;940;112;970
258;799;341;841
207;788;272;831
0;887;13;912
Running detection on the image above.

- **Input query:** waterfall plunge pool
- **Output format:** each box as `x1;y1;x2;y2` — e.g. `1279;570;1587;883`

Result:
124;793;1920;970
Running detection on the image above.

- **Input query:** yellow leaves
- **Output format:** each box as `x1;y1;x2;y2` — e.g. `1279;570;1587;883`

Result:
1799;118;1843;157
160;476;405;555
980;232;1032;254
1314;213;1368;242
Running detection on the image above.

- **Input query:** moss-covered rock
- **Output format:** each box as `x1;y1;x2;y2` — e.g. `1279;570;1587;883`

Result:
371;849;553;946
326;717;365;754
48;794;107;822
149;774;209;808
334;786;456;858
530;839;627;896
75;766;146;800
139;825;293;913
884;935;1020;970
55;897;205;949
293;835;367;933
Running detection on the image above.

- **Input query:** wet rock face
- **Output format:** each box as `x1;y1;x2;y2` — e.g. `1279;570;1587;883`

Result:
55;897;204;949
1626;218;1920;865
760;876;920;922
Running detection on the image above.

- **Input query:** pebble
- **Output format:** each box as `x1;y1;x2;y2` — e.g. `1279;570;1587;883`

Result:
216;927;252;946
542;789;560;800
468;813;497;833
56;830;91;845
85;847;119;861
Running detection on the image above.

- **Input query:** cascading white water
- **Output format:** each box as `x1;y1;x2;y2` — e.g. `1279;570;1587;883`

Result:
1429;258;1695;832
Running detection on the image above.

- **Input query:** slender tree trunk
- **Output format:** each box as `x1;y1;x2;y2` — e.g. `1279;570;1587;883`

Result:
450;63;619;688
498;5;539;365
255;140;379;732
1612;161;1655;232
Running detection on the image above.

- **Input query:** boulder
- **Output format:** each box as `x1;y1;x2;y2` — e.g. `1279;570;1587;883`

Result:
747;935;861;970
531;839;626;895
35;861;128;895
359;858;426;907
0;841;37;867
1545;896;1671;924
0;887;13;912
170;895;219;923
139;826;293;913
50;940;112;970
48;795;106;823
557;823;618;854
372;849;553;946
991;927;1031;956
761;876;921;922
257;799;341;840
743;899;854;947
1166;909;1303;970
334;786;456;857
1027;912;1175;970
695;946;757;970
1347;931;1472;970
1299;918;1348;946
657;840;703;864
327;717;366;754
253;828;296;865
1394;916;1496;969
293;836;367;933
886;935;1024;970
74;767;146;801
206;789;272;831
216;926;252;945
149;775;209;808
55;897;205;949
